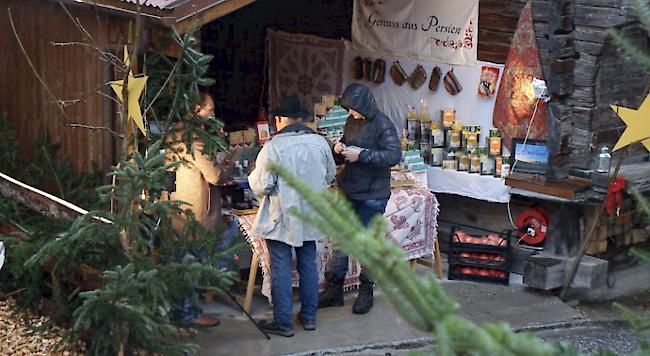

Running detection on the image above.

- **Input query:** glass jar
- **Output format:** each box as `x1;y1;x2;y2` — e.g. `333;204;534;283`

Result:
469;150;481;173
442;109;455;128
501;156;511;178
495;156;503;177
431;120;445;147
596;146;611;173
458;152;469;171
431;147;444;166
448;129;461;149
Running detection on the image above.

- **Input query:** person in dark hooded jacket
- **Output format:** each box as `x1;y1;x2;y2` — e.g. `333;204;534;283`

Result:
318;83;401;314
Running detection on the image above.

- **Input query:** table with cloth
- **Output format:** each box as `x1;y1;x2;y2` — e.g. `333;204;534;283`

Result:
237;177;440;308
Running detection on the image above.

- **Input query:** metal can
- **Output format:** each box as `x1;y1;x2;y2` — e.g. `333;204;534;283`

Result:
458;152;469;171
448;130;461;148
431;147;444;166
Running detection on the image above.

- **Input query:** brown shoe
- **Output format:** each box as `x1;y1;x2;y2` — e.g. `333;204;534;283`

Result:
190;315;221;328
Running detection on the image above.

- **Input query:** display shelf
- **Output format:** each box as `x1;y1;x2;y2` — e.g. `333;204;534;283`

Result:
427;167;510;203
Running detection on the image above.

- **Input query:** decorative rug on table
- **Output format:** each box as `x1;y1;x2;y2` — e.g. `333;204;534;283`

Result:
237;186;439;302
267;29;345;115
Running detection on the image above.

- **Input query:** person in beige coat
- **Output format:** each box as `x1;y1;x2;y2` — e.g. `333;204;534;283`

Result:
165;93;223;328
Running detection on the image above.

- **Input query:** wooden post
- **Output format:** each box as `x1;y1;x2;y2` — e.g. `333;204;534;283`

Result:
243;251;259;313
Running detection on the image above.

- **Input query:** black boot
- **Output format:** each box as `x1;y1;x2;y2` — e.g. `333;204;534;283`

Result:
318;274;344;309
352;283;373;314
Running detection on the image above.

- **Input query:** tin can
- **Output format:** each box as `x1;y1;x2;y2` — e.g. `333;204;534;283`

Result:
442;109;455;128
469;151;481;173
442;159;457;170
458;152;469;171
431;148;444;166
501;156;511;178
448;130;461;148
495;156;503;177
489;136;502;156
420;142;431;164
465;132;478;151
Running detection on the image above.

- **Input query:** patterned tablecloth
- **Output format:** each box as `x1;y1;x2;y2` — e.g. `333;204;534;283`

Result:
237;185;439;301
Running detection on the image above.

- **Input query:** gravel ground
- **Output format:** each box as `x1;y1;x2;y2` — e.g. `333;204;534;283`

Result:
535;321;639;355
0;298;85;355
304;321;641;355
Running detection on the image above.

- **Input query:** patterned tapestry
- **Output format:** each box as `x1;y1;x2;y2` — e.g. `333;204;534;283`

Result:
267;30;345;115
493;1;548;151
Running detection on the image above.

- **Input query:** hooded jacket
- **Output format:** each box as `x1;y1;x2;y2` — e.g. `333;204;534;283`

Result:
249;124;336;247
336;84;401;201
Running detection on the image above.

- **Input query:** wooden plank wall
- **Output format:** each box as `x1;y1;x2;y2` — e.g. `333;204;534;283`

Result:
478;0;528;64
0;1;133;175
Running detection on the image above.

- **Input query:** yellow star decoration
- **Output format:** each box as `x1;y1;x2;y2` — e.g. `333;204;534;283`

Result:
110;45;148;135
611;93;650;152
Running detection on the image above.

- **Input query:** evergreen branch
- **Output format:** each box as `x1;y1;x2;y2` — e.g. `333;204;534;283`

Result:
630;0;650;35
629;187;650;225
270;164;578;355
607;28;650;70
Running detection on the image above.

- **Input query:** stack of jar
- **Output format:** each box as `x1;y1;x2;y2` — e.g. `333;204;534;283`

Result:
426;108;511;178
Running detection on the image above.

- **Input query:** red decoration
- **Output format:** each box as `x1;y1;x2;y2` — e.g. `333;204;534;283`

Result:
492;1;548;151
605;176;627;216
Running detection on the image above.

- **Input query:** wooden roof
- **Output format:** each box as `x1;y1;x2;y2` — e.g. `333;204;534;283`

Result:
61;0;255;33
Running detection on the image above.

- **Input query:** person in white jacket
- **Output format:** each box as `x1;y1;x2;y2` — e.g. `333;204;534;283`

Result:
248;95;336;337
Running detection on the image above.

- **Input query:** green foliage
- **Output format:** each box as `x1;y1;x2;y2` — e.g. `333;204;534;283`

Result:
270;163;578;356
145;27;227;161
72;264;198;356
607;0;650;70
25;141;237;354
2;27;237;355
0;112;19;173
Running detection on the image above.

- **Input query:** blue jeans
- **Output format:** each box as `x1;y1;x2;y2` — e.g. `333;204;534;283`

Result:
266;239;318;326
330;198;389;284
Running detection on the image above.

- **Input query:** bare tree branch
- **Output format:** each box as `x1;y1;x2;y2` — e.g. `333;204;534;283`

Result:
69;123;124;139
8;8;72;124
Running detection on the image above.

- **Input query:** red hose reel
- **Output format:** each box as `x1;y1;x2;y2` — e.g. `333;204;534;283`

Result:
515;207;549;245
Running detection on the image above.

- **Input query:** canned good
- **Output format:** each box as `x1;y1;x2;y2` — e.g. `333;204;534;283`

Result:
431;148;444;166
481;157;495;175
420;142;431;164
501;156;511;178
448;130;461;148
495;156;503;177
465;132;478;151
469;151;480;173
442;109;455;128
489;136;502;156
442;159;457;170
458;152;469;171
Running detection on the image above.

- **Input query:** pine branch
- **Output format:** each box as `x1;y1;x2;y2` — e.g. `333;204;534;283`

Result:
607;28;650;70
270;164;578;355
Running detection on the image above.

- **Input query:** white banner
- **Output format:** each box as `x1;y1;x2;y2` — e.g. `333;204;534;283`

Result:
352;0;478;66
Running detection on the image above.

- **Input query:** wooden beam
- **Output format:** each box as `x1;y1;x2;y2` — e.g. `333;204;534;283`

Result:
0;172;112;224
174;0;256;34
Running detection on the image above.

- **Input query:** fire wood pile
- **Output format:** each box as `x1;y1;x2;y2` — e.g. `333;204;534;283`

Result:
0;299;85;355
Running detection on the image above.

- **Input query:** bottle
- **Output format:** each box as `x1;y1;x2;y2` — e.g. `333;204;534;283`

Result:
406;106;418;148
419;100;431;144
401;128;409;151
501;156;511;178
495;156;503;177
596;146;611;173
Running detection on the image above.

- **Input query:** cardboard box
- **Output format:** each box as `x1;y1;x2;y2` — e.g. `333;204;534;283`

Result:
229;131;244;146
